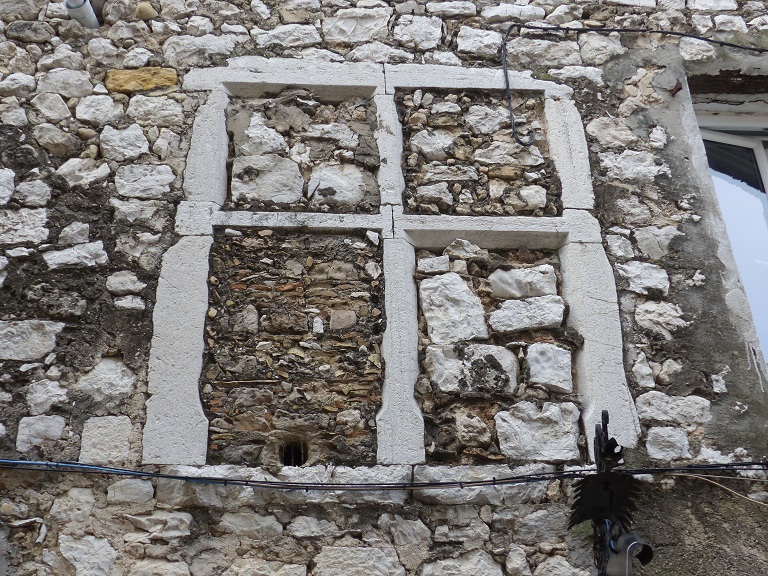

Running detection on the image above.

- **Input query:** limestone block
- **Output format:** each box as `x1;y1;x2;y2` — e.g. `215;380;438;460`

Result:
464;105;509;135
679;37;717;61
313;546;405;576
0;168;14;205
481;4;545;22
231;155;303;204
495;402;580;462
548;65;605;85
223;558;306;576
606;234;634;258
304;123;359;149
75;357;137;403
410;128;454;161
16;415;66;452
635;391;711;425
489;265;557;298
162;34;249;67
255;24;322;48
79;416;132;465
59;535;117;576
426;2;477;16
237;112;287;156
0;73;35;97
49;488;96;523
129;560;191;576
0;208;48;244
532;556;591;576
55;159;111;188
107;479;154;503
110;199;169;232
417;255;450;274
425;343;518;396
43;241;109;269
634;301;689;339
26;379;68;415
421;550;502;576
287;516;341;538
505;39;582;67
415;182;453;208
443;238;488;259
633;225;682;260
475;141;544;167
419;272;489;344
39;44;84;71
456;26;502;57
585;117;638;148
646;427;691;460
115;165;175;199
105;67;178;94
527;343;572;393
37;69;93;98
489;296;565;333
393;15;442;50
126;95;184;127
75;95;123;127
599;150;670;182
14;180;51;207
505;545;532;576
616;261;670;295
124;510;193;540
100;124;149;161
0;320;64;361
308;163;374;207
687;0;737;9
322;8;392;44
578;33;627;65
348;41;414;63
217;512;283;538
33;123;79;157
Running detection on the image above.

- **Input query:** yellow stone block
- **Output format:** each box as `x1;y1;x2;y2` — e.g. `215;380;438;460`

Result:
105;67;178;94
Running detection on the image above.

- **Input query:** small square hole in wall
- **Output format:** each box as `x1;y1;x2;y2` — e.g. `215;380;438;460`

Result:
225;89;381;214
200;229;385;468
414;240;581;465
396;89;561;216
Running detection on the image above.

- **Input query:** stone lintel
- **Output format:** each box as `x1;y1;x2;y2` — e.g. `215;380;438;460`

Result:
212;211;388;232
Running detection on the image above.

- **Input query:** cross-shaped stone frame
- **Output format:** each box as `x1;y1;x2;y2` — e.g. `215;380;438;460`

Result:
141;60;640;470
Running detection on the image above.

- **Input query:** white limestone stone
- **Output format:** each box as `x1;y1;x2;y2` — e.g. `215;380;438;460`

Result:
616;261;670;295
32;92;72;122
26;379;68;415
546;4;583;25
410;128;454;161
124;47;154;68
0;320;64;361
313;546;404;576
635;391;711;425
232;155;304;204
59;535;117;576
187;15;214;36
16;415;66;452
111;199;168;232
75;95;122;127
585;117;638;148
322;8;392;44
238;112;288;155
415;182;452;208
49;488;96;523
0;168;14;206
114;295;146;310
455;410;491;446
687;0;737;9
100;124;150;161
495;402;580;462
505;546;532;576
393;15;442;50
87;38;121;65
75;357;137;403
288;516;340;538
0;96;27;126
56;159;111;188
308;163;372;207
43;241;108;269
426;2;476;16
489;265;557;298
481;4;546;22
153;128;182;159
606;234;634;258
464;105;508;135
0;208;48;244
0;73;35;97
14;180;51;207
304;123;359;149
348;41;414;63
443;238;489;259
39;44;83;72
129;560;191;576
489;296;565;333
646;426;691;460
457;26;502;57
635;300;689;339
527;343;572;393
634;226;682;259
115;165;175;199
421;550;502;576
417;255;450;274
425;51;462;66
425;343;518;396
632;352;656;388
424;345;462;393
714;14;748;32
475;141;544;167
532;556;590;576
578;33;627;65
37;69;93;98
124;510;193;540
106;271;147;296
107;479;154;503
599;150;670;182
127;95;184;127
223;559;305;576
163;34;249;67
79;416;132;465
255;24;322;47
218;512;283;538
33;123;79;157
505;39;582;67
547;65;605;85
419;272;489;344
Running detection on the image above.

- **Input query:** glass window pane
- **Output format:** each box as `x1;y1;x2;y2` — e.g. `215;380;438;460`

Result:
704;139;768;360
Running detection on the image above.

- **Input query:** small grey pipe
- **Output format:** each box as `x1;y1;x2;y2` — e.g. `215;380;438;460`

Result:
64;0;100;28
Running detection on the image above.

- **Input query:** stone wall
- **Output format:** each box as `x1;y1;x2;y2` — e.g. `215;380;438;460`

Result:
1;0;768;574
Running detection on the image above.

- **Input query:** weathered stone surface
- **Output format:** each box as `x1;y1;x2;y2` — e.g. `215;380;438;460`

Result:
634;301;689;339
679;37;717;61
0;0;38;20
218;512;283;538
79;416;132;465
616;261;670;295
107;479;154;503
489;296;565;333
129;560;191;576
419;272;489;344
105;68;178;94
578;33;627;65
606;234;634;258
308;163;374;207
421;550;502;576
464;105;509;135
688;0;737;9
255;24;322;47
14;180;51;207
635;391;711;425
124;510;193;540
0;208;48;244
37;69;93;98
415;182;453;208
457;26;502;57
163;34;248;67
505;546;532;576
417;255;450;274
100;124;150;160
0;72;35;97
425;343;518;396
505;39;582;67
410;128;454;161
126;95;184;126
393;16;442;50
586;117;638;148
489;265;557;298
313;546;404;576
527;343;572;393
426;1;476;16
347;41;414;63
16;415;66;452
111;199;169;232
49;488;96;523
304;123;359;149
646;427;691;460
115;295;146;310
238;112;287;156
495;402;580;462
26;379;68;415
223;558;306;576
600;150;670;182
0;168;13;205
56;159;111;188
43;241;109;269
634;225;682;259
59;221;90;245
59;535;117;576
443;239;488;259
532;556;590;576
288;516;340;538
39;44;84;72
75;357;137;403
322;8;392;43
481;4;545;22
0;320;64;361
115;165;175;199
474;141;543;167
231;155;304;204
106;271;147;296
33;123;79;157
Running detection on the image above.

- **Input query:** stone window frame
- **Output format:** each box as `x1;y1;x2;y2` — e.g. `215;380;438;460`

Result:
141;60;640;473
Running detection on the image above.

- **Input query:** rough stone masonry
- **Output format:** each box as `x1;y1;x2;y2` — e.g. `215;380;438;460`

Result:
0;0;767;575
